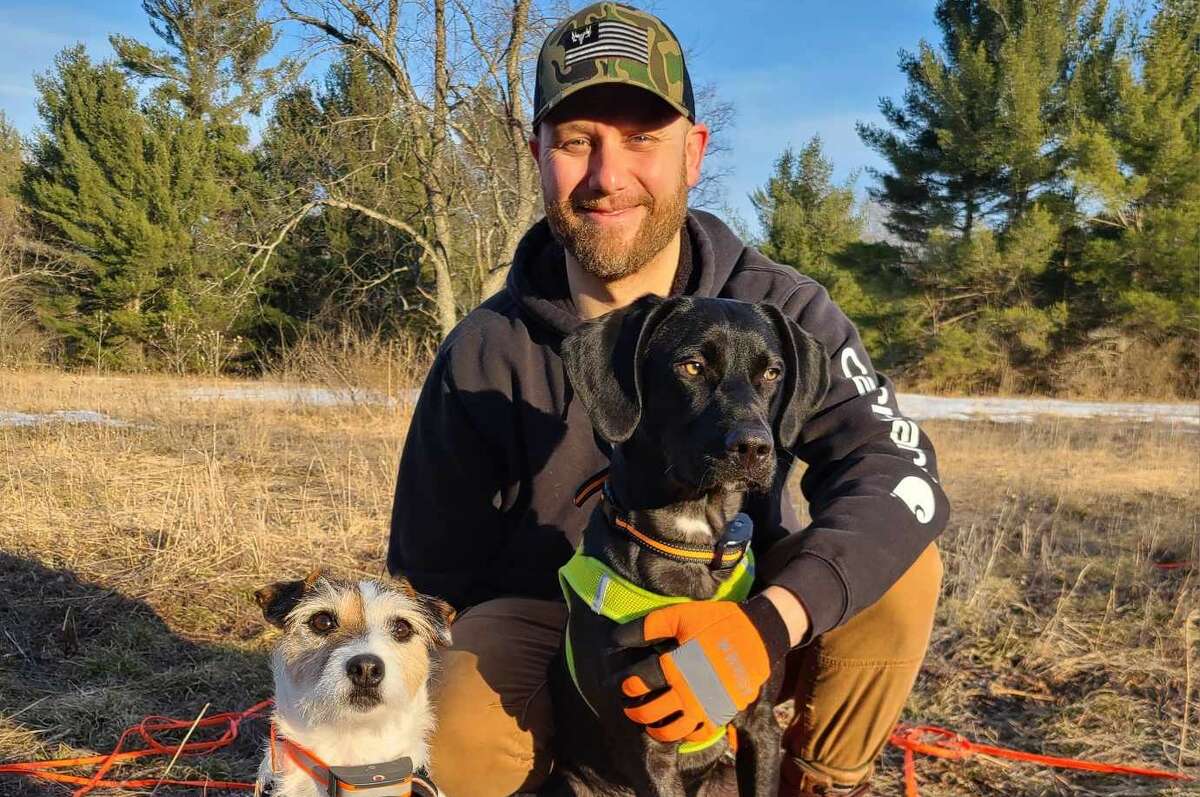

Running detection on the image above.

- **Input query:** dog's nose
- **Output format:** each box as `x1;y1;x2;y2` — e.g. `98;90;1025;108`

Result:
346;654;385;688
725;427;773;471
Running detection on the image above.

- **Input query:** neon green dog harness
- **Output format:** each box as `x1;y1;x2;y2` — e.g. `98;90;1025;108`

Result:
558;549;755;754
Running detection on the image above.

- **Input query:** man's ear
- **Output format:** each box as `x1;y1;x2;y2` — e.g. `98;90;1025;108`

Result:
684;121;710;189
759;303;830;450
561;295;679;444
254;570;321;628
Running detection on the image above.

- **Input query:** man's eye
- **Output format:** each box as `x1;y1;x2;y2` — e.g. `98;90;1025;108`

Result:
628;134;654;144
763;367;782;382
559;137;589;150
306;612;337;635
678;361;704;377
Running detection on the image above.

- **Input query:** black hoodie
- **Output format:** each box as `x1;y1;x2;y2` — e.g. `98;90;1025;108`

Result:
388;210;949;639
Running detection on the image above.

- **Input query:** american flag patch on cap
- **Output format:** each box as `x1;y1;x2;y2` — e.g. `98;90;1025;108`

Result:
563;19;650;66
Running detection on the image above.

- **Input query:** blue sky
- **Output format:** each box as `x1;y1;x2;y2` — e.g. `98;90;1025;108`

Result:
0;1;941;226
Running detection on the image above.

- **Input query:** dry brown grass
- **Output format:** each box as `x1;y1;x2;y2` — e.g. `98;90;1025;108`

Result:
0;368;1196;796
0;369;416;794
875;419;1199;796
1052;339;1200;402
267;324;436;397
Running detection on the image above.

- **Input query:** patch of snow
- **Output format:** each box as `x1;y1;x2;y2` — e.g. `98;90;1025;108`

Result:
0;410;137;429
185;385;403;407
181;384;1199;427
896;394;1200;426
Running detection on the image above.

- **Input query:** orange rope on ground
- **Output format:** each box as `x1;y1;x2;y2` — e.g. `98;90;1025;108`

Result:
9;711;1194;796
1153;561;1194;570
889;724;1196;797
0;699;272;796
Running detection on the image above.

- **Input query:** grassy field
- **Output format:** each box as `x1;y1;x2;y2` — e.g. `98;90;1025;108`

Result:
0;368;1196;796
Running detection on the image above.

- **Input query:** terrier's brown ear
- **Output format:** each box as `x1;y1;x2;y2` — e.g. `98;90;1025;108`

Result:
391;574;418;598
255;571;321;628
421;596;456;648
390;572;455;647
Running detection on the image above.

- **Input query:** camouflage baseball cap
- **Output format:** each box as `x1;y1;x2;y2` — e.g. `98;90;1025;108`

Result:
533;2;695;127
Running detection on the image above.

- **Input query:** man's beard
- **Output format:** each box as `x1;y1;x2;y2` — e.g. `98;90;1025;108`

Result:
544;165;689;281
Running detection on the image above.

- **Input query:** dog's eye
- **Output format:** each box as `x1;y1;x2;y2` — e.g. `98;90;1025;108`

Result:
391;618;414;642
306;612;337;635
677;360;704;377
763;367;782;382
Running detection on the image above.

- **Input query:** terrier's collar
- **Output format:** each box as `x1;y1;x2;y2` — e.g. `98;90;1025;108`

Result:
269;723;437;797
573;467;753;570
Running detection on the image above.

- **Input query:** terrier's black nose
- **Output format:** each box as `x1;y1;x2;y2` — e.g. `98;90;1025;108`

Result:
346;654;385;687
725;427;773;471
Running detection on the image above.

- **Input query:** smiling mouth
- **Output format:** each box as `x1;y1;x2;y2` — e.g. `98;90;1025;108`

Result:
575;198;645;214
578;206;639;222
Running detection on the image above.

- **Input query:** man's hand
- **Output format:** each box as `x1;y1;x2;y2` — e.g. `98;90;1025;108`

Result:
611;597;792;743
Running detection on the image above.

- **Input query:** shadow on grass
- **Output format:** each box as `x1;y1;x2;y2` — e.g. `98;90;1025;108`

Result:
0;552;272;795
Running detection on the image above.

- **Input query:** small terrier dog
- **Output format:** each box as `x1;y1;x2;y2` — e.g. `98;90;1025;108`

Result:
254;571;454;797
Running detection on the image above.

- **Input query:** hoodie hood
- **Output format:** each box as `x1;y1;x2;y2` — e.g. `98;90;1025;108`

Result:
505;209;751;337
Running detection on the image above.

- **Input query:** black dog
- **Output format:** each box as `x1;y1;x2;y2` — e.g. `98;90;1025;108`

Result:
547;295;830;797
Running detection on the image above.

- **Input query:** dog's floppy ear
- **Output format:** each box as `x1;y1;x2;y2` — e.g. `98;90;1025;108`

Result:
562;294;679;443
255;570;321;628
420;595;456;648
759;303;830;450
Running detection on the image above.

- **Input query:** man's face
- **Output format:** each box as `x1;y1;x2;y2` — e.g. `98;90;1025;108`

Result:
530;85;709;280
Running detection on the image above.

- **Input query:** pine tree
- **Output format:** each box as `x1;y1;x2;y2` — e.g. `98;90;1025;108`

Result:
92;0;289;369
24;46;247;370
914;206;1067;390
25;47;171;364
857;3;1005;243
109;0;287;124
855;0;1130;391
753;137;860;271
858;0;1087;243
752;137;915;359
1065;0;1199;342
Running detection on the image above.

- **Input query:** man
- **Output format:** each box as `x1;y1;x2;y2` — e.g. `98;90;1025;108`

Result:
388;3;948;795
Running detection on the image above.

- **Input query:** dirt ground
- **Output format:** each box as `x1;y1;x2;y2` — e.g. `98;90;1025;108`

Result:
0;369;1196;796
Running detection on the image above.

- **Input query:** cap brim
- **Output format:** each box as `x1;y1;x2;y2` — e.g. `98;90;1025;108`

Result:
532;77;694;128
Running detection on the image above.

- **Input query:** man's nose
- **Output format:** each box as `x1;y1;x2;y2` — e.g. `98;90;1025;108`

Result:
724;425;773;472
587;140;632;195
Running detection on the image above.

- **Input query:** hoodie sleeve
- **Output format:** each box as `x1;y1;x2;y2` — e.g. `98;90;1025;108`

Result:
760;283;950;640
387;331;511;609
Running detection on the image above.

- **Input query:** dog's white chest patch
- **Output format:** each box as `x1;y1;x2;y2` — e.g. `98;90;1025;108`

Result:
674;516;712;536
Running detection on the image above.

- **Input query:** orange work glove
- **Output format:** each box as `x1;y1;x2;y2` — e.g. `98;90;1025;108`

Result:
611;596;791;744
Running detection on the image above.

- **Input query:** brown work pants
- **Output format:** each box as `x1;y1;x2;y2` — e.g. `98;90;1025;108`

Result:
428;544;942;796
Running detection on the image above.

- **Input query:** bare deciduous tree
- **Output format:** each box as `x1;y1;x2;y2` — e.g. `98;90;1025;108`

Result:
245;2;738;337
0;205;79;363
259;0;546;338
